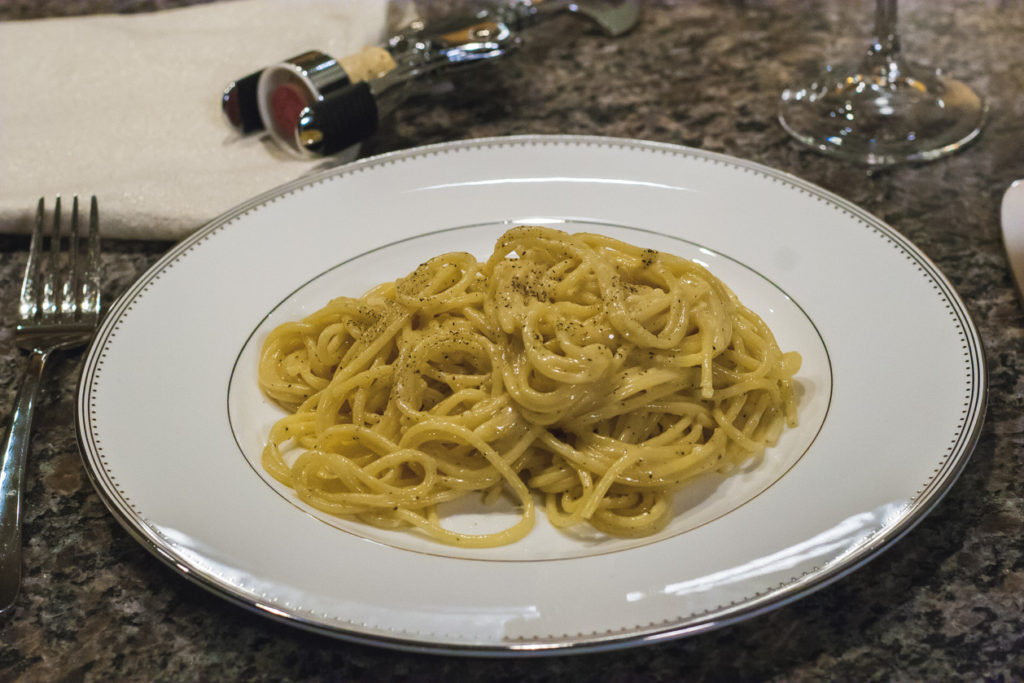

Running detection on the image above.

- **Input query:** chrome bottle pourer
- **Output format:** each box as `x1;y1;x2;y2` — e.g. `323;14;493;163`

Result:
222;14;520;157
221;1;640;157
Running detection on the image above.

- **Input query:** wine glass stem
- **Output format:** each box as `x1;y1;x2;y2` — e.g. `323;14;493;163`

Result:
869;0;902;77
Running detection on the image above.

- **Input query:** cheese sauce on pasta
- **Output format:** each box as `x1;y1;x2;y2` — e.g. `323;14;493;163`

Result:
258;227;801;547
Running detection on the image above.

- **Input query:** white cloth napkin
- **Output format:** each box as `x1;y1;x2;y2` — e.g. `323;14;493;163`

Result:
0;0;393;240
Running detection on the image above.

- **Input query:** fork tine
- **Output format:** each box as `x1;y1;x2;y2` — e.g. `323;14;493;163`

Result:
18;199;46;323
81;196;101;318
41;196;62;320
62;196;81;318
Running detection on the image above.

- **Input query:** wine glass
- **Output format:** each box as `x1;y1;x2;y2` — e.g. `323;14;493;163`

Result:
778;0;987;166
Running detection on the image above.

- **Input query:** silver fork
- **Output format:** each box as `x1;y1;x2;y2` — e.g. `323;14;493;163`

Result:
0;196;101;615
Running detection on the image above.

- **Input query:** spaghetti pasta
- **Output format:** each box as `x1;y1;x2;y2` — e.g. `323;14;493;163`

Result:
258;226;801;547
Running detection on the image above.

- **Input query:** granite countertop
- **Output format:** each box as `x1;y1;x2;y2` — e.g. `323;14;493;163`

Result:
1;0;1023;679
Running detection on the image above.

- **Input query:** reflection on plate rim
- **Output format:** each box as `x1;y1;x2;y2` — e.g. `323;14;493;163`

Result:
75;135;987;655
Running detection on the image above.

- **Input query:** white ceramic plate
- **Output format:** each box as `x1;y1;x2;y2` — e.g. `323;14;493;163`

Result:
77;135;985;654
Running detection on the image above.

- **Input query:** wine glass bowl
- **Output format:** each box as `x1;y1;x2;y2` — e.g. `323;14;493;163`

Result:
779;0;987;166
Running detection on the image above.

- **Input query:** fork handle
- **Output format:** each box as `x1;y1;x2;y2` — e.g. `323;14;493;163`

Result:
0;348;51;615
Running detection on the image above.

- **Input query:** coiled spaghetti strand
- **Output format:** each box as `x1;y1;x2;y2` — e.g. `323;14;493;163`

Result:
258;226;801;546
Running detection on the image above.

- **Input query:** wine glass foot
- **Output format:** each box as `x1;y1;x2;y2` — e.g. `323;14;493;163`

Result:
779;62;987;166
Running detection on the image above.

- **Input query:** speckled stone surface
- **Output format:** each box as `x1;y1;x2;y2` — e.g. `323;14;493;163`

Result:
1;0;1023;679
